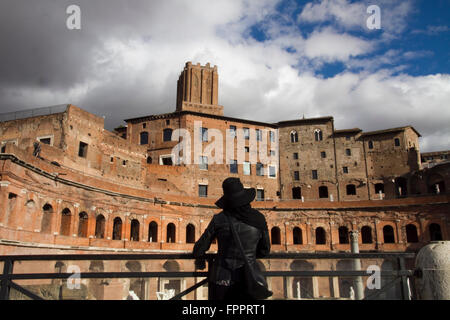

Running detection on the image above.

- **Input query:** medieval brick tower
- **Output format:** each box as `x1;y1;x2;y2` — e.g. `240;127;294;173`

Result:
176;62;223;116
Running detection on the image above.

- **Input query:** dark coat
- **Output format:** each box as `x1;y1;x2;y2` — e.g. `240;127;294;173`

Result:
193;210;270;284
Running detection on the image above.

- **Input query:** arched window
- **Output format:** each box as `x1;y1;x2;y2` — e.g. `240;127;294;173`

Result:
77;212;88;238
41;204;53;234
140;132;149;145
368;141;374;149
186;224;196;243
167;223;176;243
95;214;106;239
346;184;356;195
315;227;326;244
130;219;140;241
429;223;443;241
292;187;302;199
112;217;122;240
338;226;349;244
290;131;298;143
293;227;303;244
361;226;373;244
319;186;329;198
406;224;418;243
314;129;323;141
163;128;173;142
60;208;72;236
148;221;158;242
383;225;395;243
271;227;281;245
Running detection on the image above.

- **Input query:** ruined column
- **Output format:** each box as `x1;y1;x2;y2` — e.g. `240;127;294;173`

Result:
415;241;450;300
350;230;364;300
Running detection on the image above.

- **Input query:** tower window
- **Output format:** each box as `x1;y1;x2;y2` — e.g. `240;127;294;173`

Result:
78;142;88;158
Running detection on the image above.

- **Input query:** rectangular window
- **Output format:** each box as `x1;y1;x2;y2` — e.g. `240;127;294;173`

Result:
143;123;146;129
256;129;262;141
269;166;276;178
229;125;237;138
270;131;275;142
394;138;400;147
199;185;208;198
245;146;250;153
160;155;173;166
78;141;88;158
294;171;299;181
256;189;265;201
270;150;276;156
199;156;208;170
256;163;264;176
368;141;374;149
343;167;349;174
312;170;318;180
321;151;326;158
201;127;208;142
243;127;250;140
346;148;351;156
230;159;238;174
243;161;251;175
293;152;298;160
39;138;52;145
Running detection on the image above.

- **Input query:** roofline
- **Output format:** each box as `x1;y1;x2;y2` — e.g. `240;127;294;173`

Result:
125;110;278;128
276;116;334;127
360;126;421;138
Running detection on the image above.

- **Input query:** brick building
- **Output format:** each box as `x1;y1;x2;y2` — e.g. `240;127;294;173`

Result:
0;62;449;300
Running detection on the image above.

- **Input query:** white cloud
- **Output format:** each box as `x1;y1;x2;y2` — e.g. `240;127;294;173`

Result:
0;0;449;153
304;27;374;62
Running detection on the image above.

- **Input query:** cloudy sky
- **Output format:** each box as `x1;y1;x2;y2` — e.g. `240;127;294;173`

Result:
0;0;449;152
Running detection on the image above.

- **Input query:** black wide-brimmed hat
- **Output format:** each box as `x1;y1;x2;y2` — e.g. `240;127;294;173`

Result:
215;177;256;209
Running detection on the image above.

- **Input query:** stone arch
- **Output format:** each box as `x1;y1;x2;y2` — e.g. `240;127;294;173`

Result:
315;226;326;244
126;261;145;299
338;226;349;244
429;223;443;241
95;214;106;239
148;221;158;242
112;217;122;240
336;260;353;298
383;225;395;243
271;226;281;245
293;227;303;244
166;223;176;243
314;129;323;141
77;211;89;237
186;223;196;244
60;208;72;236
130;219;140;241
361;226;373;244
163;260;180;272
290;260;314;299
405;224;419;243
41;203;54;234
290;130;298;143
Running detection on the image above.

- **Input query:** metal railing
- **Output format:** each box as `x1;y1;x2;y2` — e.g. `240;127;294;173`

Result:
0;105;68;122
0;252;415;300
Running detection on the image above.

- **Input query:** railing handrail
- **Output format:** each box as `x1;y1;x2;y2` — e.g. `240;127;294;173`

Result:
0;251;415;261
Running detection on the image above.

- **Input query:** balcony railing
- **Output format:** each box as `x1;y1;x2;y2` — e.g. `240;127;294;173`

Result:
0;252;415;300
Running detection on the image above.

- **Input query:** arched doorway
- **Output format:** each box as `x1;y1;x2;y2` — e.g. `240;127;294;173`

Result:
112;217;122;240
148;221;158;242
271;227;281;245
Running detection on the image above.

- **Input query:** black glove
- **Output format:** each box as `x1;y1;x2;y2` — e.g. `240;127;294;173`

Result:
195;258;206;270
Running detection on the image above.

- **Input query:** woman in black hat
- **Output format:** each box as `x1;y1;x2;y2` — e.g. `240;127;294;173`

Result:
193;177;271;300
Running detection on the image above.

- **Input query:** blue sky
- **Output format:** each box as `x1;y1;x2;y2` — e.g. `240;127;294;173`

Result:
0;0;449;151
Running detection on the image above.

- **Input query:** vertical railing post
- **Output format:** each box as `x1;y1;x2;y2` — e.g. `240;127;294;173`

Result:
350;231;364;300
207;256;214;300
0;259;13;300
399;256;411;300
